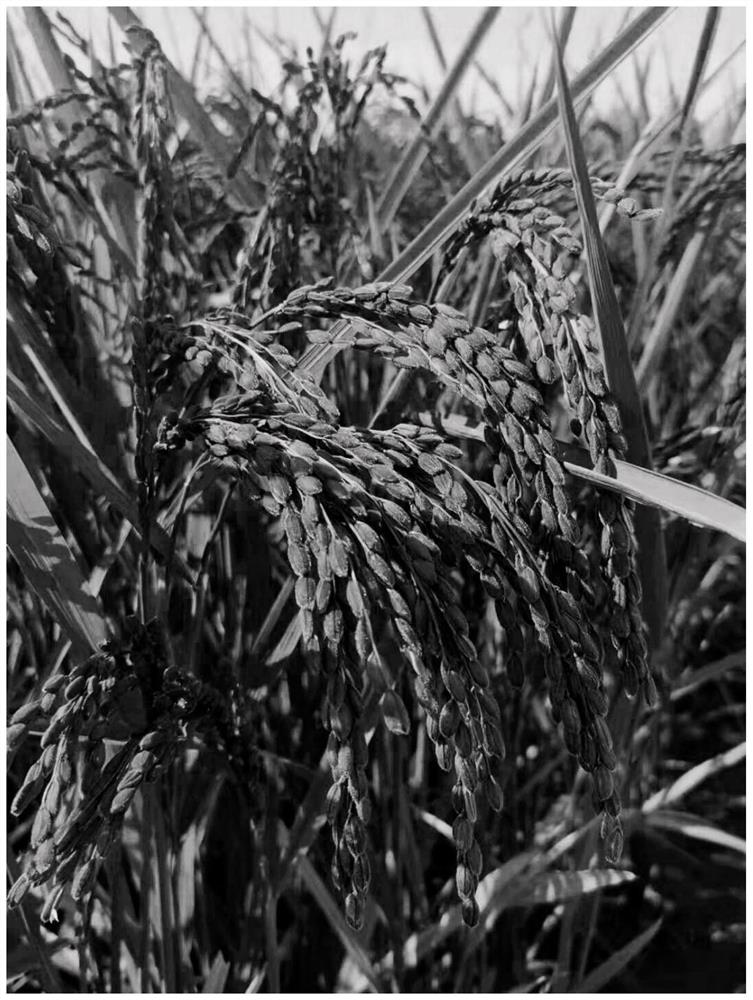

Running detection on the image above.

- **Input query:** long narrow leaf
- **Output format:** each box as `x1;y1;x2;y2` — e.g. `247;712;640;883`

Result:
643;742;746;811
108;7;262;210
379;6;671;284
7;436;108;658
563;456;745;542
598;39;745;235
646;810;746;855
202;953;230;993
8;372;195;580
376;8;499;230
551;19;668;647
671;650;745;701
576;917;663;992
627;7;721;345
295;854;380;992
420;8;481;174
635;230;708;387
438;415;745;542
24;8;74;92
511;868;636;908
536;7;577;112
24;9;137;257
382;857;633;973
298;7;673;379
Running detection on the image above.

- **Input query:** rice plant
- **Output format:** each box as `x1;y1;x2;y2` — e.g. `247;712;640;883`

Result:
7;8;745;993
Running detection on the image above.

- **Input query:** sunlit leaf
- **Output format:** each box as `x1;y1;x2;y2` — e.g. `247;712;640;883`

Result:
7;436;108;658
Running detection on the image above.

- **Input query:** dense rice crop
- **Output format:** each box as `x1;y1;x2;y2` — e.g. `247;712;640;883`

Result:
7;8;745;993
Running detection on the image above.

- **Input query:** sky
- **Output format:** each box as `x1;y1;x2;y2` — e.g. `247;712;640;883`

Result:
8;6;747;136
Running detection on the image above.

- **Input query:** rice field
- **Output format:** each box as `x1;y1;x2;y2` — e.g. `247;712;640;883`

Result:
6;7;746;993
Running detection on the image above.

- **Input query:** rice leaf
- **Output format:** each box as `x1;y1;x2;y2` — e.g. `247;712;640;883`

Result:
108;7;262;210
264;611;302;666
645;810;746;855
298;7;672;379
577;917;663;992
7;436;108;659
380;7;671;283
438;415;745;542
202;952;230;993
551;20;668;647
376;7;499;231
562;447;746;543
644;742;746;811
6;856;65;993
8;293;103;453
536;7;577;112
295;854;381;993
250;577;294;657
7;20;32;110
509;868;637;907
244;968;266;993
671;650;745;701
382;852;535;972
177;826;199;933
24;8;74;92
419;7;479;174
598;39;744;236
627;7;721;345
383;857;632;973
8;372;195;580
635;231;708;387
192;8;248;102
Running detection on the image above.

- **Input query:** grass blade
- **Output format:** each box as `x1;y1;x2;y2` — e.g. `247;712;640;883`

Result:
645;810;746;855
550;15;668;648
6;856;65;993
577;917;663;992
563;456;745;543
380;7;672;283
599;39;745;236
108;7;262;210
627;7;721;345
382;857;633;974
511;868;636;907
295;854;381;992
192;8;248;103
24;8;74;92
202;953;230;993
635;230;708;388
7;436;108;658
420;8;481;174
24;9;137;257
375;7;499;231
8;372;195;580
298;7;672;379
644;742;746;811
670;650;745;701
438;415;745;542
536;7;577;112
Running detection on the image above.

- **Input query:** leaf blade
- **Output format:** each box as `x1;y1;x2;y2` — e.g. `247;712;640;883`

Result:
295;854;381;993
550;19;668;647
375;7;499;229
437;414;746;542
298;7;673;379
7;371;195;581
576;917;663;992
7;436;108;658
